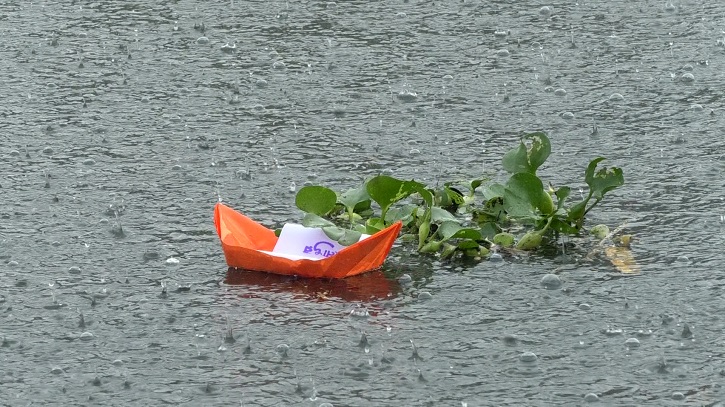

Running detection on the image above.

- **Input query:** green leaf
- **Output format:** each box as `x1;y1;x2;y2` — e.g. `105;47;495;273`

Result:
567;200;588;223
457;239;480;250
585;157;624;200
419;240;442;253
353;200;372;214
410;182;433;207
399;233;418;243
338;186;370;213
437;221;463;241
549;218;580;235
448;187;465;205
338;229;363;246
503;173;550;218
417;209;432;251
482;183;506;200
590;224;610;240
469;179;484;195
434;187;453;208
436;186;465;209
335;211;362;222
502;142;529;174
385;204;417;225
540;191;555;215
302;213;335;228
437;221;482;241
480;197;506;221
454;228;482;241
322;226;345;241
353;224;368;234
295;186;337;216
492;232;515;247
440;243;458;259
502;132;551;174
418;220;431;251
366;175;418;219
525;132;551;173
554;186;571;210
365;217;385;234
479;221;500;240
431;207;460;224
320;226;363;246
515;230;543;250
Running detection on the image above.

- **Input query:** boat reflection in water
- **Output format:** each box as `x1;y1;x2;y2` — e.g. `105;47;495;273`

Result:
224;267;400;302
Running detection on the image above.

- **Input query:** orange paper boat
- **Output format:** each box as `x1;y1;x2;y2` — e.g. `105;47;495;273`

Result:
214;203;402;279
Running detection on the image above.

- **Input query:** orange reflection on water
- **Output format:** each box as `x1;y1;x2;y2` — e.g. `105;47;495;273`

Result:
224;267;400;302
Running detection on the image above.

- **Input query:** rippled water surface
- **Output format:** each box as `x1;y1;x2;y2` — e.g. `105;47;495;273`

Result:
2;1;725;405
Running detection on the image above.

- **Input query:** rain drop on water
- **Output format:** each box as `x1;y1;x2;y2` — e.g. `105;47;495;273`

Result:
519;351;537;363
349;305;369;318
397;90;418;102
166;257;180;265
489;252;503;262
540;273;561;289
583;393;599;402
417;291;433;301
603;327;623;336
276;344;289;357
624;337;640;348
675;255;690;263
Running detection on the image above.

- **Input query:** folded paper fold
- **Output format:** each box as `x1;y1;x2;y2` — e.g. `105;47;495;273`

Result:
214;203;401;279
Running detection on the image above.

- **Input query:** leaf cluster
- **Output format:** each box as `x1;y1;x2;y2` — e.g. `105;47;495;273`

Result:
293;132;624;259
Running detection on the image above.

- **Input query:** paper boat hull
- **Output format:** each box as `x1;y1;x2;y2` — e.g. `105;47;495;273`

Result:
214;203;401;279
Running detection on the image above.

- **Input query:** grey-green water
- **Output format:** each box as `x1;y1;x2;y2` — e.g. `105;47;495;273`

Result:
2;1;725;405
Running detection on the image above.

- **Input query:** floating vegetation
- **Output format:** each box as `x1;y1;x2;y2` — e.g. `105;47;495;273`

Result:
293;132;626;265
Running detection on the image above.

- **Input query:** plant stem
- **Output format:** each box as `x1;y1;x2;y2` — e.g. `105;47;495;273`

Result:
583;197;601;218
539;214;555;235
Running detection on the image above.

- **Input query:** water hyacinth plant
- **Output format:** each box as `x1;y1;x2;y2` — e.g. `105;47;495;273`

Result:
293;132;624;260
